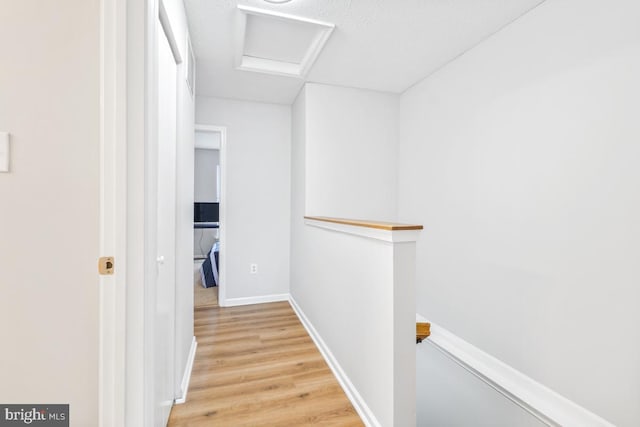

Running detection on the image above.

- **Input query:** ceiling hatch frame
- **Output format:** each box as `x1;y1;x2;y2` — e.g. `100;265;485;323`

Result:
235;5;335;78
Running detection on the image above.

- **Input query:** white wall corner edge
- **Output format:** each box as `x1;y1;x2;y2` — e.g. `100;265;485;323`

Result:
416;314;616;427
289;296;381;427
175;336;198;404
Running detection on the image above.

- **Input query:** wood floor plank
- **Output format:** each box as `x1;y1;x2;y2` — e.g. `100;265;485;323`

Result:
193;265;218;308
168;301;363;426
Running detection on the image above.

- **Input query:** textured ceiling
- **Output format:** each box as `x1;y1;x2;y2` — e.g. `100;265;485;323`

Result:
185;0;545;104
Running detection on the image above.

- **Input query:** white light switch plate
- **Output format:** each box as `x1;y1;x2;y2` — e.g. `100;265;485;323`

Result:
0;132;9;172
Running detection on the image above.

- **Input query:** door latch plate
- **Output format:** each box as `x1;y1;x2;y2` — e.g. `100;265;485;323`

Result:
99;256;115;275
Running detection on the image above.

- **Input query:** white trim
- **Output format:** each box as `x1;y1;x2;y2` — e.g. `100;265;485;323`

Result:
304;218;422;243
174;336;197;404
185;34;195;98
237;57;304;79
195;124;225;133
238;4;336;28
289;296;380;427
417;314;616;427
194;125;221;149
233;7;247;72
297;20;335;77
122;0;152;424
218;127;227;306
158;0;182;64
99;0;127;425
224;293;290;307
193;124;227;306
235;5;334;78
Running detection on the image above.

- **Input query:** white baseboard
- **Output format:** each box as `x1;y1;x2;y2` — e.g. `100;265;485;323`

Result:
174;336;197;404
417;314;615;427
289;296;380;427
222;293;289;307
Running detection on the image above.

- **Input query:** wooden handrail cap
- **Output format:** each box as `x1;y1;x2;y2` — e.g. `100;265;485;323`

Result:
305;216;423;231
416;322;431;343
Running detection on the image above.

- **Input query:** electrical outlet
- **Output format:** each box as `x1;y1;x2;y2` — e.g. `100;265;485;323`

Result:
250;264;258;274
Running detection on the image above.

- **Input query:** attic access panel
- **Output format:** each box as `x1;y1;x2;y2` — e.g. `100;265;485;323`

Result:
236;5;335;78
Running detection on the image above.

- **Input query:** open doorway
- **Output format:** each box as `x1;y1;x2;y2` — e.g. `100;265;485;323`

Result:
193;125;226;308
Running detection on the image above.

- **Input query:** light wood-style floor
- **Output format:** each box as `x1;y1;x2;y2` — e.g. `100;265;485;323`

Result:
194;279;218;308
193;262;218;308
168;301;363;426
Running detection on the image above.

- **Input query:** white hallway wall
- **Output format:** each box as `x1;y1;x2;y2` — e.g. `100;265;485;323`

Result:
291;82;400;322
290;88;306;309
163;0;196;401
196;96;291;302
0;0;100;424
398;0;640;425
290;86;545;425
290;83;402;426
291;81;400;311
194;148;219;202
304;83;399;221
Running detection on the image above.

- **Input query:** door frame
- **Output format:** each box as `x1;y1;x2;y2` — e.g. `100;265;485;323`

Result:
100;0;167;425
155;5;182;424
99;0;127;425
194;124;228;307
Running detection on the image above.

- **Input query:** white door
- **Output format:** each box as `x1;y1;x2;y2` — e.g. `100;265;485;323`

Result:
155;18;178;426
